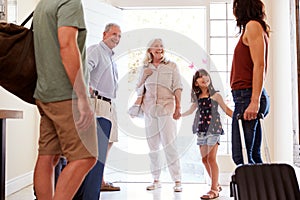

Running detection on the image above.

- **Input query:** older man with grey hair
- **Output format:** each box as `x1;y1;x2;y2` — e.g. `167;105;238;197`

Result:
73;23;122;200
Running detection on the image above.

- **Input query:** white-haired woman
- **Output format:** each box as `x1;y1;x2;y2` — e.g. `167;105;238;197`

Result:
135;38;183;192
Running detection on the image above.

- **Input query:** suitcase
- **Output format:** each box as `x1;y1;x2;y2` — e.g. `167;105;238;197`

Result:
230;114;300;200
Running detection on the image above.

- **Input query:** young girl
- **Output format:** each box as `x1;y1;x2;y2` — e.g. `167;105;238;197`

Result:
182;69;232;199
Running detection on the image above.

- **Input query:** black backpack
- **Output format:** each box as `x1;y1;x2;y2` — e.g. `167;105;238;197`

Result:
0;12;36;105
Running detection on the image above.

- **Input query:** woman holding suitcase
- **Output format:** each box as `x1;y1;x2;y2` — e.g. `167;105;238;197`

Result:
230;0;271;165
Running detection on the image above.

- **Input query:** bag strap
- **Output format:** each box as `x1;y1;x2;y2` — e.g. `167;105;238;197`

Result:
21;11;34;27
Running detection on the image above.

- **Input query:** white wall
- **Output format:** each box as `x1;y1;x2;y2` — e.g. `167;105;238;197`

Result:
264;0;300;177
17;0;38;24
0;86;39;196
83;0;123;47
264;0;294;163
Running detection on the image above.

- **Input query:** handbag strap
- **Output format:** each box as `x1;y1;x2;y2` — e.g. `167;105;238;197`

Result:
21;11;34;27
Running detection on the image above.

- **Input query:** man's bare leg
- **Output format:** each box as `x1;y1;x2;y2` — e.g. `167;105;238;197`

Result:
34;155;60;200
53;157;96;200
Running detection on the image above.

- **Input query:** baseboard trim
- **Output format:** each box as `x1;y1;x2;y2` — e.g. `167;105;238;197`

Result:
6;171;33;196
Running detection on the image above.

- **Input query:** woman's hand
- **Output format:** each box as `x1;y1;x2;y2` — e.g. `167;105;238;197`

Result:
142;68;153;81
173;107;181;120
134;96;143;105
243;101;259;120
137;68;153;88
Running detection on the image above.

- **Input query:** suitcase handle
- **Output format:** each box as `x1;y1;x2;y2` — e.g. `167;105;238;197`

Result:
237;112;270;163
237;113;264;120
237;113;249;164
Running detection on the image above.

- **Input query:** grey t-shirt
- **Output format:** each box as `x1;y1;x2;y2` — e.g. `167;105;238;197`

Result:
33;0;88;102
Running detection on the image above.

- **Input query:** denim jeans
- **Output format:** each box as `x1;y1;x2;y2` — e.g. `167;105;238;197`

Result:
231;88;270;165
54;157;67;187
73;117;111;200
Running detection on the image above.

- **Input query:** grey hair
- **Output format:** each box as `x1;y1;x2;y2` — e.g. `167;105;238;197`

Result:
143;38;169;66
104;23;120;32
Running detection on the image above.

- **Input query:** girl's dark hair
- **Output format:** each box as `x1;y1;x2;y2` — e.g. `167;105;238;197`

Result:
191;69;217;101
233;0;270;37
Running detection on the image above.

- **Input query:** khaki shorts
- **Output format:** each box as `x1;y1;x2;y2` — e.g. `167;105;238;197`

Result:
36;99;98;162
90;97;118;142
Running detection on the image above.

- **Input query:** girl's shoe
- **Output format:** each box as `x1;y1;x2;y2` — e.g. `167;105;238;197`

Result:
200;189;219;199
146;181;161;190
218;185;222;192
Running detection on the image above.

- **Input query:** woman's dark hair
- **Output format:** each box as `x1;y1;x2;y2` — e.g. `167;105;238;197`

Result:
233;0;270;37
191;69;217;101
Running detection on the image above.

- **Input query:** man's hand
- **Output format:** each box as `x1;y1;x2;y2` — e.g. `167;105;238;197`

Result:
75;97;94;130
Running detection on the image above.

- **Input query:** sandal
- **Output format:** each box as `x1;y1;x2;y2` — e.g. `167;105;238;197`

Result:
146;181;161;190
100;182;120;191
218;185;222;192
173;184;182;192
200;189;219;199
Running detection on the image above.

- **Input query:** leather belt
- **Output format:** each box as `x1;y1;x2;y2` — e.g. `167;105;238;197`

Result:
91;90;111;104
96;95;111;103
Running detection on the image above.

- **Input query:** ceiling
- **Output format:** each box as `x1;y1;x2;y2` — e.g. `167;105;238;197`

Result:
108;0;211;9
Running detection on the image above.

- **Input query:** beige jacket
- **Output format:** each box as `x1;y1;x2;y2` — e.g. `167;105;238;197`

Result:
137;61;183;116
